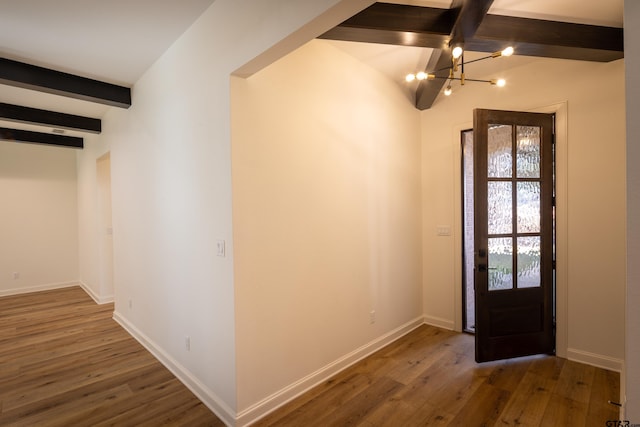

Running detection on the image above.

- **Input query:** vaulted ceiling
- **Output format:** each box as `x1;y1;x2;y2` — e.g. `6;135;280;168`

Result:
0;0;624;147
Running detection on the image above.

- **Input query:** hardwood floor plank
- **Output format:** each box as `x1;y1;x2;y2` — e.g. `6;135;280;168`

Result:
254;324;620;427
553;360;596;404
540;395;588;426
0;287;222;426
254;373;374;427
494;371;556;426
448;382;511;426
1;385;134;427
314;376;402;426
586;368;621;426
1;289;621;426
401;401;455;426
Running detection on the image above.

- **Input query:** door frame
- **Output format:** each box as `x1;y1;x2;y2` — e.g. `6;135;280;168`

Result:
452;101;568;359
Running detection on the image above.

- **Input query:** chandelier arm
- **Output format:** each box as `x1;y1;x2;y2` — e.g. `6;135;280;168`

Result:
427;76;493;83
460;54;495;66
424;54;496;75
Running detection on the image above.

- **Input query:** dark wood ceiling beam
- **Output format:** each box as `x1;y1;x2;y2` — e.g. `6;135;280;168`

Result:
320;4;623;62
415;49;452;110
0;127;83;149
318;3;455;49
0;58;131;108
469;14;624;62
0;103;101;134
449;0;494;47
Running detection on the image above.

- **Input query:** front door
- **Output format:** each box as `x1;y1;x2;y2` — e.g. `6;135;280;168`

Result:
473;109;555;363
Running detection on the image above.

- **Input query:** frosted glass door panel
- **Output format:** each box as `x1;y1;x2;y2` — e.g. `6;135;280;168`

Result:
516;126;541;178
517;237;541;288
488;182;512;234
488;237;513;290
517;182;541;233
488;125;512;178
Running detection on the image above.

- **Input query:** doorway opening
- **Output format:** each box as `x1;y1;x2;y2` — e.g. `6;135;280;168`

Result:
97;153;114;300
461;111;556;362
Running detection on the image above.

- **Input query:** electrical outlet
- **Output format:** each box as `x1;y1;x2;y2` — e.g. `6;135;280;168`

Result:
185;336;191;351
128;299;133;309
12;272;19;280
369;310;376;324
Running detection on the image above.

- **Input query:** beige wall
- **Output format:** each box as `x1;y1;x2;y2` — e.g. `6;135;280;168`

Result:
75;1;374;424
231;39;422;416
421;56;626;368
0;141;78;294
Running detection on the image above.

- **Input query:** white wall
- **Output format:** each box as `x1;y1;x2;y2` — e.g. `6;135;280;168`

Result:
0;141;78;295
75;1;374;424
625;0;640;420
420;57;626;369
231;39;422;419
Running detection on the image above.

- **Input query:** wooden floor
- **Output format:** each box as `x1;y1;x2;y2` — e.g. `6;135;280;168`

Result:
254;325;620;427
0;287;621;427
0;286;224;426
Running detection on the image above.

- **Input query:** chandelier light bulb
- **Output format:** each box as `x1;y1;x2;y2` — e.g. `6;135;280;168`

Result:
491;78;507;87
416;71;427;81
452;46;463;59
501;46;514;57
444;85;453;96
405;73;416;82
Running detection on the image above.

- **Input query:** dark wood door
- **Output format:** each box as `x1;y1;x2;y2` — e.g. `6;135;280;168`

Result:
473;109;555;363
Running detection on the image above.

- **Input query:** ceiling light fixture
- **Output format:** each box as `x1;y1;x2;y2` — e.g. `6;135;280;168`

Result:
405;46;514;97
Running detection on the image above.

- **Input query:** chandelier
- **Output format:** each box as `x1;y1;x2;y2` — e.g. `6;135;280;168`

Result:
405;46;514;96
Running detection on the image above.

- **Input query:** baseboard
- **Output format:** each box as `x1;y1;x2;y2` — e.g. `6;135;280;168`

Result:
566;348;624;372
78;281;114;304
237;316;424;427
0;281;78;297
112;311;236;426
423;314;455;331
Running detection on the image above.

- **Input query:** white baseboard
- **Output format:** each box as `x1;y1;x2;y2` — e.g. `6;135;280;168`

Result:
78;281;114;305
423;314;455;331
0;281;78;297
112;311;236;426
237;316;425;427
566;348;624;372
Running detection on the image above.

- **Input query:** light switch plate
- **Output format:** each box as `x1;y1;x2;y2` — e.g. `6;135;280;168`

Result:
436;226;451;236
216;239;226;257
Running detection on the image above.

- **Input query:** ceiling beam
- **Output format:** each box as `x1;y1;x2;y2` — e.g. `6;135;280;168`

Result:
0;103;101;134
469;15;624;62
318;3;455;48
415;50;451;111
0;58;131;108
449;0;494;48
0;127;83;149
319;3;624;62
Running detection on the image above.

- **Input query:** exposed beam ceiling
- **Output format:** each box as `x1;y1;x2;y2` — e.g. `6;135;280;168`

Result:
0;58;131;109
0;103;101;134
319;2;624;110
0;127;83;149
